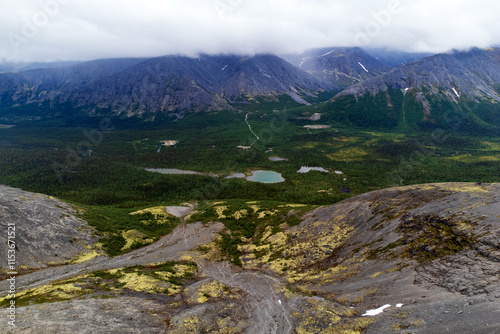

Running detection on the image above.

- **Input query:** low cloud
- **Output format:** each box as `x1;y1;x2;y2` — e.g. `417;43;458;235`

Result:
1;0;500;62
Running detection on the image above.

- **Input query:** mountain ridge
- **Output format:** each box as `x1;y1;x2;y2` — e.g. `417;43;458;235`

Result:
323;47;500;131
0;54;336;120
1;47;500;129
283;47;392;88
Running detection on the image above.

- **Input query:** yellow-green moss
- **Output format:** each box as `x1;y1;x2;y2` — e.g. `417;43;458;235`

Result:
68;250;103;264
129;206;172;224
191;280;228;304
120;229;154;251
294;299;372;334
215;206;229;219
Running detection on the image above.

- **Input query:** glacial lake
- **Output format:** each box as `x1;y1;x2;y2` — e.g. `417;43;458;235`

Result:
145;168;206;175
268;156;288;161
146;168;285;184
246;170;285;183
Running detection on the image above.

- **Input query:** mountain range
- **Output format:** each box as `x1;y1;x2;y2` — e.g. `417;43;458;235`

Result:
282;47;392;88
323;47;500;132
1;47;500;132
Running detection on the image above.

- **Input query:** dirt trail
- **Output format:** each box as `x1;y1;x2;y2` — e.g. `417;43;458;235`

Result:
1;216;296;333
0;222;224;294
245;113;260;148
188;259;293;334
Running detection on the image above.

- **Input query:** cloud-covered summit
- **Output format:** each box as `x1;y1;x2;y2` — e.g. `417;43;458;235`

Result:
2;0;500;62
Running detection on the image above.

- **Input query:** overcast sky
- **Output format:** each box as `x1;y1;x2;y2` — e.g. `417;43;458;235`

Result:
2;0;500;62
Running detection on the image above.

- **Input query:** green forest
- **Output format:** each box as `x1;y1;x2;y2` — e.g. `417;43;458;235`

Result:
1;104;499;255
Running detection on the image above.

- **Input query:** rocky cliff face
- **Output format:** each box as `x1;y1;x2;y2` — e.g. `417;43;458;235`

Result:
338;48;500;101
323;47;500;130
1;183;499;333
70;54;334;116
284;47;392;88
0;54;333;119
0;185;103;277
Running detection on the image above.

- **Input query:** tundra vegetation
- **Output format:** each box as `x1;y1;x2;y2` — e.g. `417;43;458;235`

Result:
0;106;499;254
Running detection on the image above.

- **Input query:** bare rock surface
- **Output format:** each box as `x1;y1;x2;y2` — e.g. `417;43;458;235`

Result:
0;185;101;276
1;183;500;333
2;297;169;333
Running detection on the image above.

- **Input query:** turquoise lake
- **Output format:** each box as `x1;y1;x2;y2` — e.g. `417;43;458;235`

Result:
246;170;285;183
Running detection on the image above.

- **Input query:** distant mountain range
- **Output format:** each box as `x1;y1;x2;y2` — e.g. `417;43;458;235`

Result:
362;48;433;67
1;47;500;132
0;54;335;119
323;47;500;132
282;47;392;88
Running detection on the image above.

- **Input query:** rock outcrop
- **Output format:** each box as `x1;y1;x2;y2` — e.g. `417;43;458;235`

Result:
0;185;102;276
1;183;499;333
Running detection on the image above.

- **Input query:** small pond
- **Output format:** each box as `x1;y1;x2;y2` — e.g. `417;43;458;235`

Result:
145;168;205;175
246;170;285;183
268;156;288;162
297;166;329;173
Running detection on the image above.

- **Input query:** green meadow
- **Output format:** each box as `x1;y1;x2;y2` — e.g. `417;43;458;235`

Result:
1;106;499;254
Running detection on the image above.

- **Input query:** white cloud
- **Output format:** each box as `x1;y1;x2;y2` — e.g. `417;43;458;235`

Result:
1;0;500;62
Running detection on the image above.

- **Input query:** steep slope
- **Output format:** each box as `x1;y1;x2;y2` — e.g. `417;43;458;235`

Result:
0;54;333;120
284;47;392;88
324;47;500;131
305;182;500;333
70;54;333;117
0;58;149;119
0;185;104;277
363;48;434;67
1;183;499;333
219;54;335;103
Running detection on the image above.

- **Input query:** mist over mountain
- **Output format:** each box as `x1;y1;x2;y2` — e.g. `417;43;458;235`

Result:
323;47;500;133
1;47;500;133
362;48;434;67
283;47;392;88
0;54;336;120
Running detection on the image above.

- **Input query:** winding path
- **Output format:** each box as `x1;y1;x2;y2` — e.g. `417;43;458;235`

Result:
245;113;260;148
192;259;293;334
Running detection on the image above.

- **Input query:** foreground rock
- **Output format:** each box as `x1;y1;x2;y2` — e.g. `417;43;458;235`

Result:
0;185;103;277
1;183;499;333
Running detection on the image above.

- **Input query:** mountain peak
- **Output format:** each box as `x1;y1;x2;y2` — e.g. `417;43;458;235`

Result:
283;47;392;89
323;47;500;131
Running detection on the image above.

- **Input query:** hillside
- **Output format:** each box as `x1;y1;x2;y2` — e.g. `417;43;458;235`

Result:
0;54;334;121
283;47;392;88
0;185;104;277
323;47;500;132
1;183;499;333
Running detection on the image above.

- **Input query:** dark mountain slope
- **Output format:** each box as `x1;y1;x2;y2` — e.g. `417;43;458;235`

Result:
0;58;149;113
323;47;500;132
284;47;392;88
363;48;434;67
0;54;334;120
70;54;334;117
